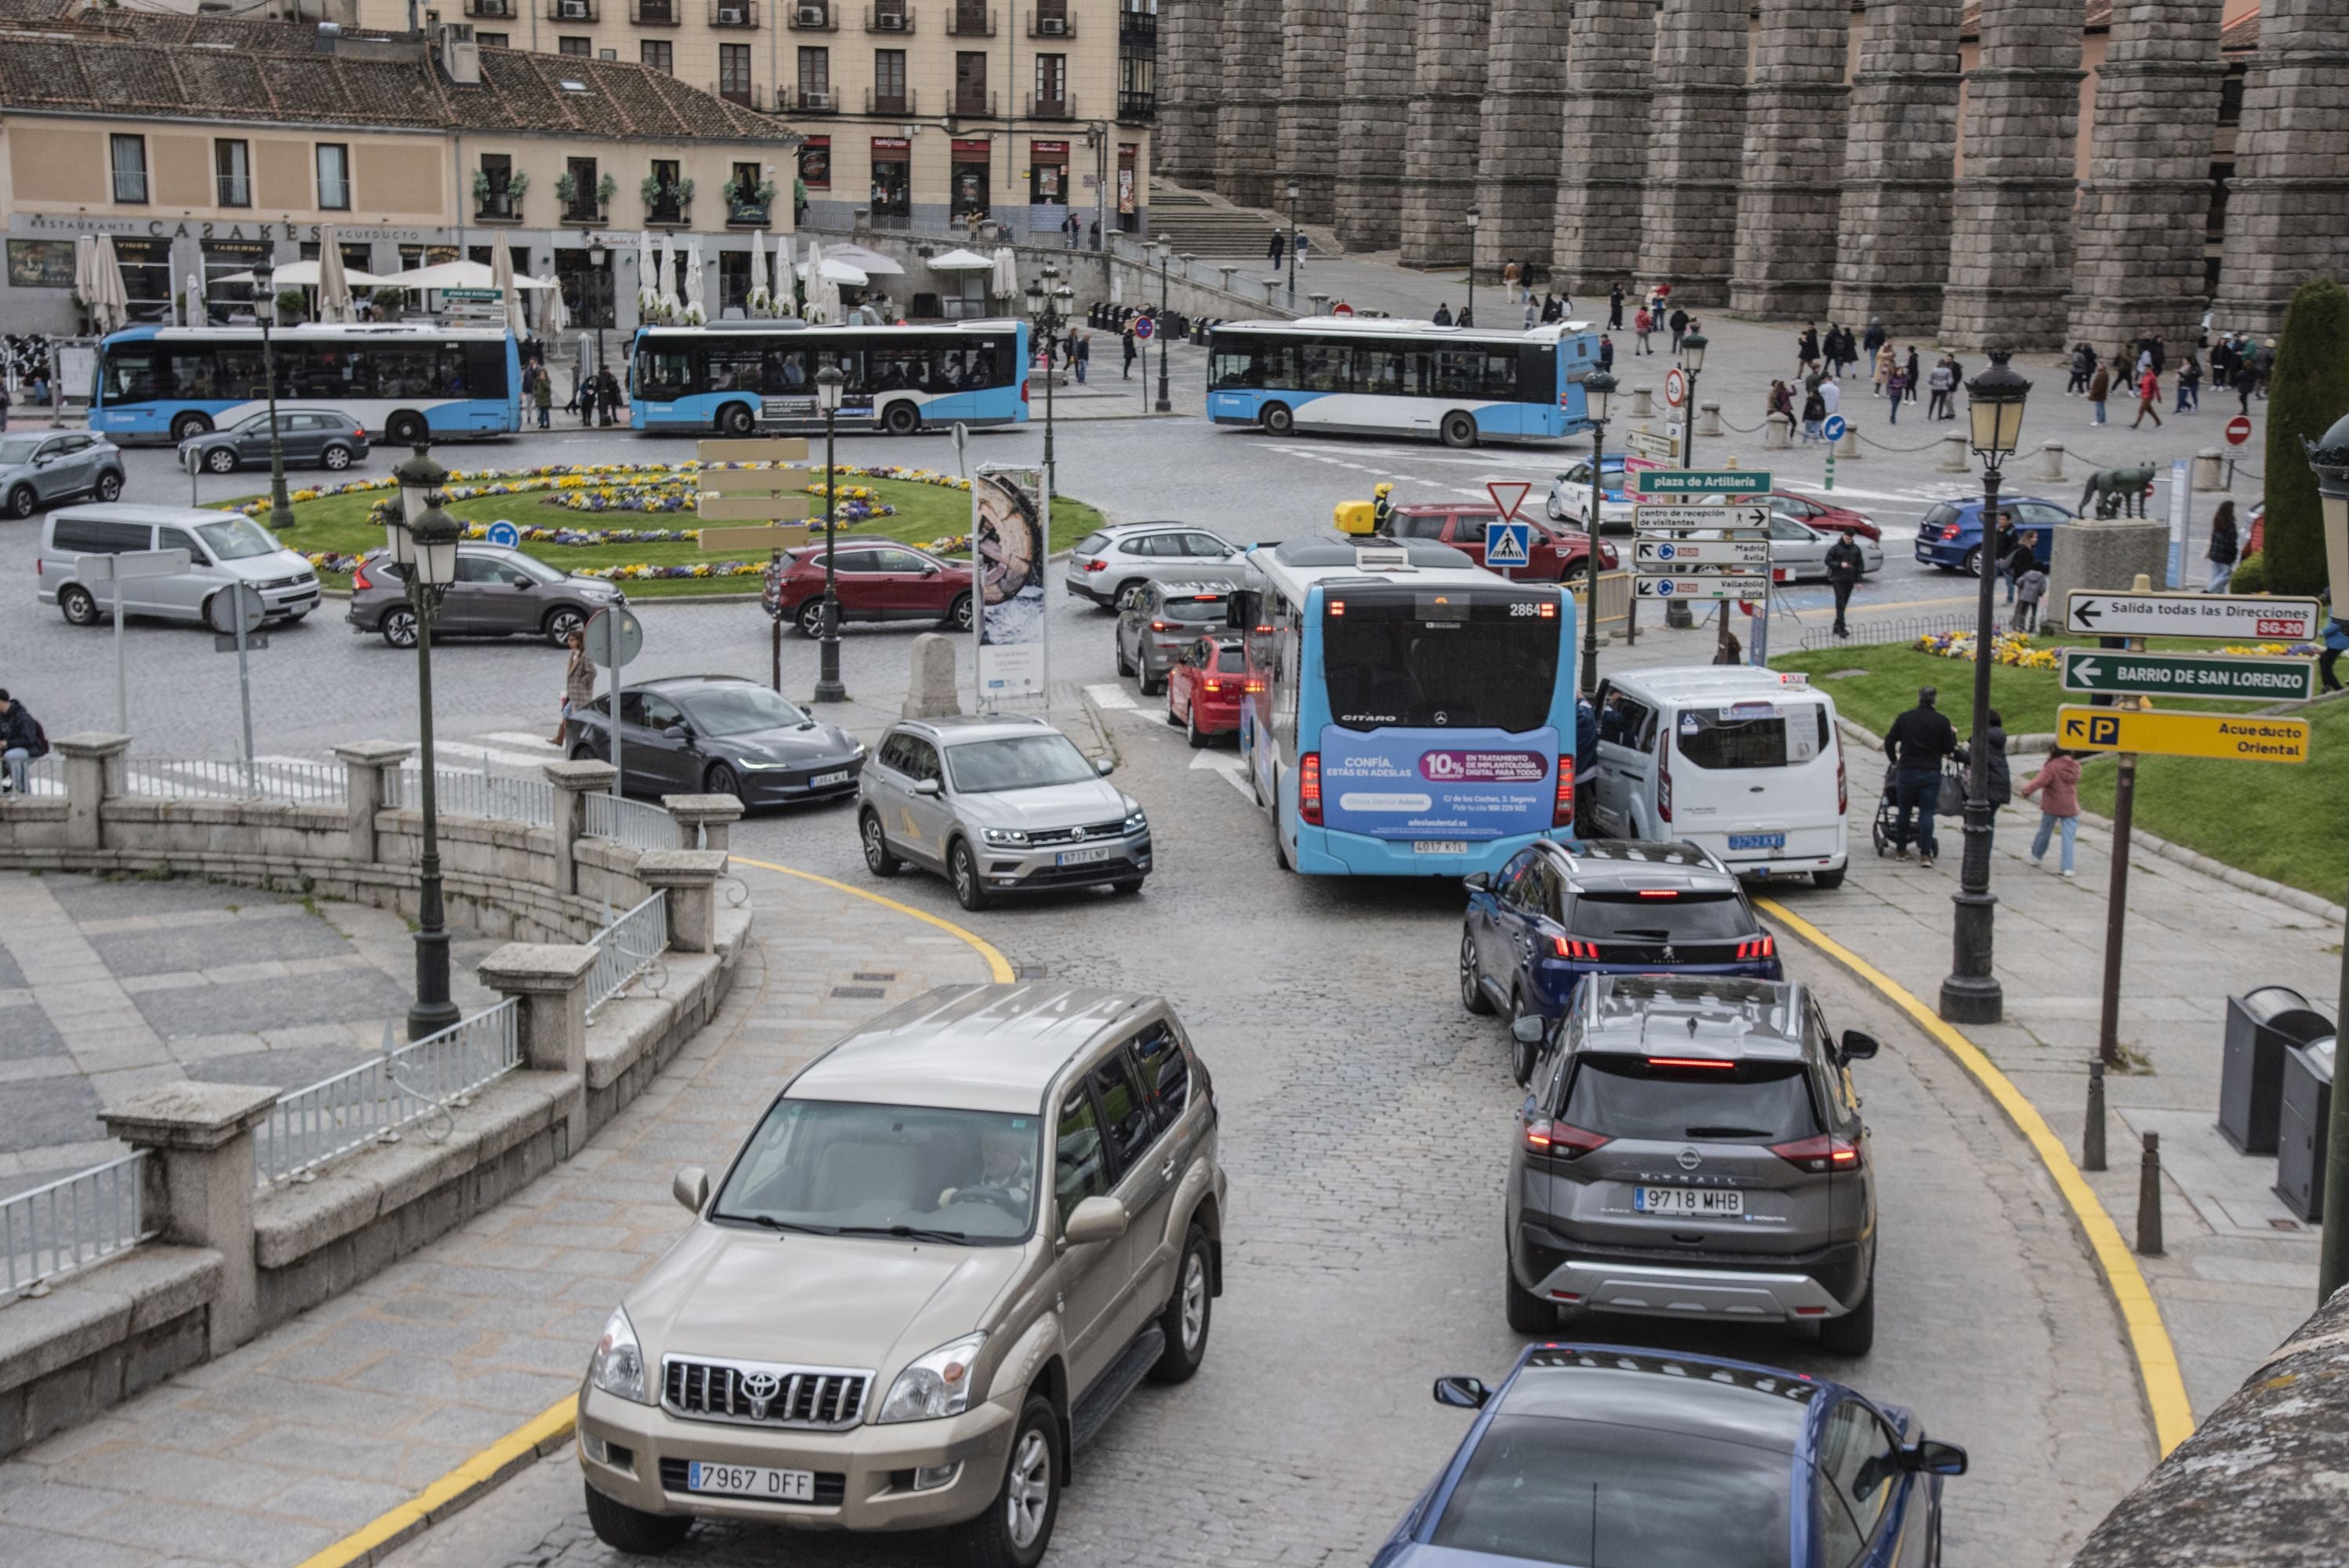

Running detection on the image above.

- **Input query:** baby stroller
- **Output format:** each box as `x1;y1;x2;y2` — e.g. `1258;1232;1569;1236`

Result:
1870;766;1962;855
1869;779;1901;856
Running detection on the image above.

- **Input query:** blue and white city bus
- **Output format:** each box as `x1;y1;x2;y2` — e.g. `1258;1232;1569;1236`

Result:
630;319;1030;437
91;324;523;445
1205;318;1603;447
1233;537;1580;877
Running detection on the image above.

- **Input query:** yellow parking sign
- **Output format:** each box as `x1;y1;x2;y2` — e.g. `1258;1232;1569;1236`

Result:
2055;706;2311;764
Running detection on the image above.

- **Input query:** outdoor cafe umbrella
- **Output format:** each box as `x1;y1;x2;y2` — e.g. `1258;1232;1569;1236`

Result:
636;230;658;319
684;235;706;324
219;258;389;289
536;273;570;334
491;242;528;337
656;232;681;321
822;241;906;278
89;234;130;336
316;226;358;324
991;245;1017;305
927;247;995;272
73;237;94;311
184;270;202;327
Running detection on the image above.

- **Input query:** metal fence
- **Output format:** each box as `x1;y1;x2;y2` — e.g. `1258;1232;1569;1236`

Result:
4;753;64;798
1796;612;1979;653
123;757;349;805
587;890;669;1014
2;1152;155;1301
584;790;676;851
255;1000;521;1186
385;766;557;829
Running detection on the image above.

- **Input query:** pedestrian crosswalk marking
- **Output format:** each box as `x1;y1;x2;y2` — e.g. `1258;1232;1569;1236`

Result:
1084;682;1136;710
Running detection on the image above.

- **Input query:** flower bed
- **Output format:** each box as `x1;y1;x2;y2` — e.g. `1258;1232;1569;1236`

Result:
1914;630;2059;670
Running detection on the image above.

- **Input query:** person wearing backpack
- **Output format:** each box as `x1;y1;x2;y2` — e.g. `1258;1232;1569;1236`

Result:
0;688;47;795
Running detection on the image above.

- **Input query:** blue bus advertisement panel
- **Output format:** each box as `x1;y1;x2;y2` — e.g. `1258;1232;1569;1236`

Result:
630;320;1029;437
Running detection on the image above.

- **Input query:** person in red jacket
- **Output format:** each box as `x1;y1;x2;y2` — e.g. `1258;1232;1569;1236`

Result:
2020;746;2082;878
2130;365;2164;430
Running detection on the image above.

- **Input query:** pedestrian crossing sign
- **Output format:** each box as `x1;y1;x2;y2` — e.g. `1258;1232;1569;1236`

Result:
1484;520;1531;569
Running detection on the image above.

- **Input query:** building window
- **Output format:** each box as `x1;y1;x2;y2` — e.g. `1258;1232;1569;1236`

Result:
637;0;676;19
1034;0;1066;32
950;137;989;221
1034;53;1066;115
477;30;509;44
110;134;148;204
1029;140;1067;205
800;136;831;190
316;143;351;210
873;48;906;113
1117;141;1138;230
796;45;829;107
214;139;252;207
565;155;601;220
479;152;517;218
870;137;909;218
648;158;684;223
954;50;988;116
558;34;592;54
713;42;751;103
641;38;673;70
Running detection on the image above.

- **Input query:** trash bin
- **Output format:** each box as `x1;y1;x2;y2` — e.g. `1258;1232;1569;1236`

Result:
2218;986;2333;1155
2275;1034;2335;1223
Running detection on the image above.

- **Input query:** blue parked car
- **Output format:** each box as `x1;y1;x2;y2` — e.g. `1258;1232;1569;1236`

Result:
1912;495;2075;575
1461;840;1785;1083
1374;1343;1968;1568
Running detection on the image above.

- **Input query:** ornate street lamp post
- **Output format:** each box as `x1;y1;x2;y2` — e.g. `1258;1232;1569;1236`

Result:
1678;330;1708;470
586;238;609;379
1940;350;2031;1025
1153;241;1174;415
1464;208;1479;325
1285;178;1300;299
1581;369;1616;698
386;442;465;1040
812;364;847;702
1026;263;1070;495
2303;411;2349;1299
249;255;294;534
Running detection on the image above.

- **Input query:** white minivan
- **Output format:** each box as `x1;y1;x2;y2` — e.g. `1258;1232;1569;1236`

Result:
38;505;321;628
1584;666;1849;887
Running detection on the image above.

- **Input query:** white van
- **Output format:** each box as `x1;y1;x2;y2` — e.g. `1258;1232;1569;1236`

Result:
37;505;321;629
1584;666;1848;887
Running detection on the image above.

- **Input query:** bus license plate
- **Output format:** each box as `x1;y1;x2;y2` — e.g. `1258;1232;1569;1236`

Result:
1058;845;1115;866
1636;1186;1745;1217
1728;833;1786;851
1413;840;1470;855
687;1461;814;1501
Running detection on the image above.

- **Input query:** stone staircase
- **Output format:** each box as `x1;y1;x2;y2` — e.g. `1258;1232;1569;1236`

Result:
1147;184;1285;260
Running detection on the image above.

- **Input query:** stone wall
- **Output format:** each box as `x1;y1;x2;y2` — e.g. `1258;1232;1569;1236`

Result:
1730;0;1852;320
1216;0;1284;211
1551;0;1654;299
1637;0;1749;307
1333;0;1415;251
1828;0;1963;335
1278;0;1349;228
2208;0;2349;338
1471;0;1570;281
1153;0;1226;190
1399;0;1493;269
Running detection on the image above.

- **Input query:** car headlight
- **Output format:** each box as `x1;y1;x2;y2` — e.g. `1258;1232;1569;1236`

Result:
1122;811;1147;836
739;759;791;771
982;827;1029;846
588;1305;648;1403
875;1332;986;1424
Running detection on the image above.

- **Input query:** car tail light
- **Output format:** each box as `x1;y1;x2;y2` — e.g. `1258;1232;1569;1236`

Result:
1657;752;1672;822
1244;679;1266;694
1552;936;1600;960
1771;1134;1864;1174
1298;753;1323;826
352;562;372;590
352;426;367;440
1084;559;1107;572
1553;757;1574;828
1203;680;1225;695
1941;524;1963;541
1735;935;1776;960
1636;889;1678;899
1523;1119;1610;1159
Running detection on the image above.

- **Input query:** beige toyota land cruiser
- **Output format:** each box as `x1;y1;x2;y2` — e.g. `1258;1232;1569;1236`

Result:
578;983;1227;1566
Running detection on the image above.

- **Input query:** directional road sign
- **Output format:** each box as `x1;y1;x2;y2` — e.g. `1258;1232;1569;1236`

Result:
1625;429;1680;460
1633;503;1771;531
2224;414;2251;445
1631;470;1773;495
2065;590;2322;641
2055;706;2311;764
1634;573;1772;600
1635;537;1770;568
1483;519;1532;569
1484;480;1532;522
2057;647;2316;702
1822;414;1846;442
485;520;521;547
1664;368;1688;408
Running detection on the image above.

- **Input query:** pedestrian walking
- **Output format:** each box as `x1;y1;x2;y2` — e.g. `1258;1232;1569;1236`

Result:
2005;528;2038;609
1817;375;1840;423
1669;306;1689;351
1458;306;1474;328
1927;358;1956;420
2020;747;2082;878
1596;332;1614;371
1824;531;1864;638
0;688;47;796
1874;340;1895;396
1502;260;1520;303
2067;343;2093;395
1904;347;1921;401
1523;298;1538;330
1607;282;1625;328
1800;384;1825;443
554;630;595;746
1885;687;1957;866
1433;302;1454;326
597;368;623;427
1992;510;2020;603
2089;361;2111;424
1541;292;1563;324
1073;331;1090;384
1634;307;1653;354
1955;710;2012;850
1121;329;1137;380
1884;365;1908;422
1267;230;1283;266
1863;318;1886;361
2205;500;2239;593
1766;379;1793;426
1797;325;1820;374
2233;357;2259;415
2131;363;2163;429
1088;218;1101;249
577;372;597;427
2176;354;2200;413
2255;338;2278;394
532;365;553;429
0;379;11;433
2013;563;2048;633
1294;231;1309;273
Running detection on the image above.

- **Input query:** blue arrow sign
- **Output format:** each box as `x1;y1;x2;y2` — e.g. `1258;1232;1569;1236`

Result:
485;520;521;547
1822;414;1846;441
1483;520;1531;569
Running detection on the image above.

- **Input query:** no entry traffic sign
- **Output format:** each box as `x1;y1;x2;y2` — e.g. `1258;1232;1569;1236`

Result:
2224;414;2252;445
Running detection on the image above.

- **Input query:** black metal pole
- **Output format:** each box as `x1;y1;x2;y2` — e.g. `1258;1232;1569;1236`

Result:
1043;300;1058;496
1583;419;1604;697
2322;871;2349;1298
814;405;845;702
260;310;292;532
2098;751;2138;1068
1154;260;1171;414
1287;191;1297;299
407;581;459;1039
1941;460;2004;1022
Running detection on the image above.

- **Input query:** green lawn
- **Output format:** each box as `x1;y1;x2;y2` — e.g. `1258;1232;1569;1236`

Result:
226;470;1104;596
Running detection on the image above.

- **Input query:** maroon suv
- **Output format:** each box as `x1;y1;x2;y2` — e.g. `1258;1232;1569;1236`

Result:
763;543;975;637
1385;503;1618;582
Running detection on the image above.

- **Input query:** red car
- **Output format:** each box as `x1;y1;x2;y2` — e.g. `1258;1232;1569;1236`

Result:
1770;490;1882;542
1166;634;1249;746
1385;503;1618;580
761;543;974;637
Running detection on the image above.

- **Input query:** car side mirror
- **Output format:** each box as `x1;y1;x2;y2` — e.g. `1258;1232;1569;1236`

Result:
1510;1015;1547;1046
663;725;690;742
672;1165;709;1214
1462;871;1490;892
922;564;939;575
1899;1439;1968;1477
913;777;943;797
514;578;534;590
1432;1376;1490;1410
1839;1029;1880;1062
1095;758;1115;777
1061;1195;1127;1248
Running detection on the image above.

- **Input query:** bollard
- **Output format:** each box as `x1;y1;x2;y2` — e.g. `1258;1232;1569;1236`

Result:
2037;441;2068;481
1629;387;1655;419
2192;448;2224;492
2136;1131;2164;1256
1309;292;1330;317
1834;425;1858;459
1216;263;1236;294
2083;1061;2107;1171
1939;432;1972;473
1697;401;1723;437
1764;412;1792;449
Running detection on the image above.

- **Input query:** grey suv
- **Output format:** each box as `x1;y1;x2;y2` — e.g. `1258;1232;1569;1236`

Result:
1115;581;1231;696
1063;522;1247;611
577;982;1226;1566
1503;974;1882;1354
1;432;125;517
859;716;1151;910
347;542;624;647
177;409;369;474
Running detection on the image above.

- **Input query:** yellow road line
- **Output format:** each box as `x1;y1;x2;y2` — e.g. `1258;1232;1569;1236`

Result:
292;1395;576;1568
1756;897;2195;1457
728;855;1016;982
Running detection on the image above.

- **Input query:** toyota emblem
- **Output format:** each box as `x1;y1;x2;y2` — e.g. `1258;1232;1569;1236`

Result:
740;1370;780;1419
1676;1147;1702;1171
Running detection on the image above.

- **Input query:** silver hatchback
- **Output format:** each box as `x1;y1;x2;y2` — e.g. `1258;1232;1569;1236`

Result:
858;715;1152;910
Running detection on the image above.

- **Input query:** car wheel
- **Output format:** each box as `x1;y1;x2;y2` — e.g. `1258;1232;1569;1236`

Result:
93;470;124;502
944;1394;1059;1568
1260;401;1294;435
321;444;353;471
1813;865;1847;890
946;591;974;632
704;762;742;801
5;485;37;519
58;585;99;626
1114;633;1135;677
795;598;827;638
1509;991;1540;1086
860;809;901;877
1961;546;1982;577
1146;1225;1214;1384
543;606;587;646
380;606;419;648
1186;706;1210;749
1441;410;1479;448
385;412;427;447
1505;1247;1556;1334
883;400;921;436
1545;494;1566;521
1817;1271;1876;1356
203;446;238;474
1139;665;1165;698
1459;930;1495;1015
583;1480;690;1555
949;839;990;911
1113;581;1148;613
169;412;212;445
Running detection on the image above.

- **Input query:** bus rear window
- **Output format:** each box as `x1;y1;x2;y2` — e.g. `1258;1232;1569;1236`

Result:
1674;705;1829;770
1321;593;1559;733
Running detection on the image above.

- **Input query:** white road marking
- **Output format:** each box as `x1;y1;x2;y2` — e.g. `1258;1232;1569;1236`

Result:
435;739;576;771
481;731;566;752
1084;682;1137;710
1189;750;1255;799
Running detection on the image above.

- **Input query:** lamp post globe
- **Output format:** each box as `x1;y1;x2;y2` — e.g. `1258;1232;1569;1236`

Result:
1678;332;1707;470
812;364;848;702
2301;410;2349;1301
1581;368;1617;699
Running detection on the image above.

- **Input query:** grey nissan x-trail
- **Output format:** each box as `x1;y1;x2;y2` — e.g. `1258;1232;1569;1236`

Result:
1502;974;1882;1354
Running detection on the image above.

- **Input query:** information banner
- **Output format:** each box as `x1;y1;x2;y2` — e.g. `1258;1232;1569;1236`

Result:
973;466;1049;708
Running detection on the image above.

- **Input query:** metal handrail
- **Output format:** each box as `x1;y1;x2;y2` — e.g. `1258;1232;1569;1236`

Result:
3;753;63;799
385;766;557;828
586;890;670;1014
124;757;347;805
2;1152;154;1302
256;1001;521;1186
583;790;675;851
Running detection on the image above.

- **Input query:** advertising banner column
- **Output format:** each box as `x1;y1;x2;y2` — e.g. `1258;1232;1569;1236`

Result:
972;465;1049;709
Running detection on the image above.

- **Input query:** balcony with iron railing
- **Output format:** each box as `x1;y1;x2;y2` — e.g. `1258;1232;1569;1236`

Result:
786;0;837;27
949;86;996;117
1118;89;1155;121
630;0;681;20
1025;89;1075;119
476;189;522;222
865;85;917;114
709;0;760;24
546;0;597;20
464;0;514;16
864;2;913;31
725;189;774;226
1026;5;1071;37
716;79;769;108
1118;7;1153;42
944;5;993;35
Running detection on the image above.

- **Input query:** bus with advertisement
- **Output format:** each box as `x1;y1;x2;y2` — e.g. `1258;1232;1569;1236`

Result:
1204;318;1603;448
90;323;523;446
629;319;1029;437
1229;537;1579;877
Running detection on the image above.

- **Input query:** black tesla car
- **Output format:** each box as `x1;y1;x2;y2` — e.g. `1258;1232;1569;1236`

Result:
565;674;866;808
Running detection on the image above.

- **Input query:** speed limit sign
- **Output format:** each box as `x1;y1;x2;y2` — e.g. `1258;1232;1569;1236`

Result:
1664;368;1689;408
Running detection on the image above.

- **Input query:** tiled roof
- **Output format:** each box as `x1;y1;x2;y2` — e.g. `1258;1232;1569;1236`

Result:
0;10;794;142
